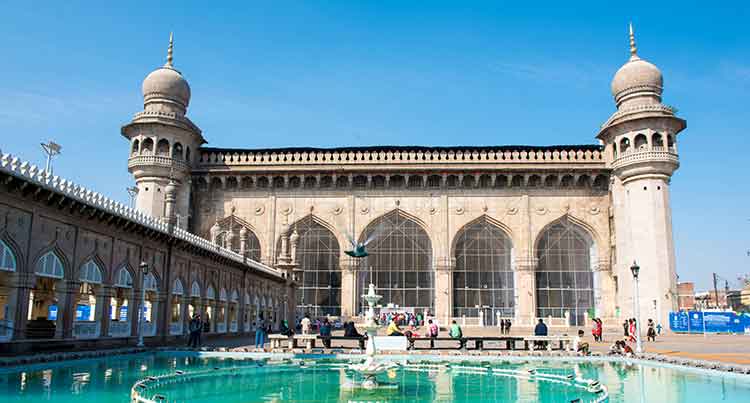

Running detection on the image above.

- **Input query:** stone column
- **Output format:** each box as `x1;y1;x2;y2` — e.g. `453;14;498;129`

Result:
10;272;34;340
99;286;115;337
61;280;81;339
435;258;453;325
594;260;616;321
515;259;537;327
340;259;358;319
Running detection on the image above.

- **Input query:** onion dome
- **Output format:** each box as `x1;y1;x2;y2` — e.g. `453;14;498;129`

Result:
610;24;663;107
141;33;191;109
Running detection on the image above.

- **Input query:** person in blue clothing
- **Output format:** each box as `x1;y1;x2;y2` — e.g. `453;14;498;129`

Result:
319;317;333;348
255;313;267;349
533;318;548;350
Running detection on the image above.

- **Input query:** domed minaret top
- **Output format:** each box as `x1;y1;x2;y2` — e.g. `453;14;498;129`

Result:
141;32;192;115
610;24;663;109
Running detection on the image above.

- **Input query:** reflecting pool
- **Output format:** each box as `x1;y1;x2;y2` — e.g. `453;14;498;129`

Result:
1;352;749;402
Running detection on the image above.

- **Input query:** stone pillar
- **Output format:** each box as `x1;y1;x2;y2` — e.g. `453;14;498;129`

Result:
61;280;81;339
515;259;537;327
435;258;453;325
340;259;357;319
157;291;170;337
594;260;616;321
99;286;115;337
289;229;300;265
10;272;34;340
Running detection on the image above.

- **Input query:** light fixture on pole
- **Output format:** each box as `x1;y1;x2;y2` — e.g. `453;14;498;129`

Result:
126;186;139;209
40;140;62;174
137;261;149;347
630;261;643;353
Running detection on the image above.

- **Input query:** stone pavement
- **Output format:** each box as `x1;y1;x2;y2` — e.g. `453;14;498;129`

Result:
201;326;750;365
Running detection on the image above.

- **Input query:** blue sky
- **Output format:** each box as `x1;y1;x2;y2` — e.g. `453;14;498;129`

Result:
1;1;748;290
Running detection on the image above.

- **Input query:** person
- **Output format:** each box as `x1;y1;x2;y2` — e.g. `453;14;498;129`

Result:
534;318;548;350
319;318;332;347
188;313;202;348
609;340;624;355
628;318;637;343
255;314;267;349
505;319;512;335
428;319;439;338
203;312;211;333
387;317;404;336
280;319;294;336
573;329;590;355
449;320;463;348
647;319;656;342
592;318;602;342
656;322;663;336
622;320;629;339
344;321;362;338
500;319;506;335
301;313;311;335
416;312;423;327
623;342;634;356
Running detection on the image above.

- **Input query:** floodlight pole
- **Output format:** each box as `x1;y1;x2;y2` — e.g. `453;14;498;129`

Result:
41;140;62;174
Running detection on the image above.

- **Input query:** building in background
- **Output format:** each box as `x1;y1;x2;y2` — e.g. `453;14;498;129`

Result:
677;282;696;311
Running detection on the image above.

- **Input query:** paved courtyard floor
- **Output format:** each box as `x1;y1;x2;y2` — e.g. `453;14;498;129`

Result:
200;326;750;365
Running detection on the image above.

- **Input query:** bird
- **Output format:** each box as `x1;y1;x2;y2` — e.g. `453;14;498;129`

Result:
342;222;384;258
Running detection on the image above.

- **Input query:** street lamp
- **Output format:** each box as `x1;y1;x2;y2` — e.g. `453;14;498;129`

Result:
126;186;139;209
40;140;62;174
137;261;149;347
630;261;643;353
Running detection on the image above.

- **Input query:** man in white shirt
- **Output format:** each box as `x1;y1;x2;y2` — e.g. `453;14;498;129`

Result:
301;314;311;335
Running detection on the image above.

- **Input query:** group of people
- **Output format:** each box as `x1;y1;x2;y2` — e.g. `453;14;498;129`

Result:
499;319;512;334
623;318;660;343
379;311;425;327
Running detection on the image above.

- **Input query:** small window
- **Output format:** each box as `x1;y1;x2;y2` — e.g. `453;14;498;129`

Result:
172;279;184;295
0;240;17;272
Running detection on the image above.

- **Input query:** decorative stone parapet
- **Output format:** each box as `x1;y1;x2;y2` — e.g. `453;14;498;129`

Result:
197;146;604;168
128;155;190;172
0;148;282;280
611;149;678;170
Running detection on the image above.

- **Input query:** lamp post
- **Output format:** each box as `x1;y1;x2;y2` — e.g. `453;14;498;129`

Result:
126;186;139;209
630;261;643;353
40;140;62;174
137;262;149;347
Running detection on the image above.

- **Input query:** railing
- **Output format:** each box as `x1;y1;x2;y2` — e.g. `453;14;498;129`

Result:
197;146;604;168
109;321;131;337
0;319;14;341
0;148;283;280
169;322;183;335
611;149;679;170
73;321;101;339
128;155;190;172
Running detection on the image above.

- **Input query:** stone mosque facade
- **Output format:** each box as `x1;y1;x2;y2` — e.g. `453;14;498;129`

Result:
124;27;685;329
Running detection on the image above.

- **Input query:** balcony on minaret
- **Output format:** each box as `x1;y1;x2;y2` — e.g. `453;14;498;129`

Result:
610;131;679;181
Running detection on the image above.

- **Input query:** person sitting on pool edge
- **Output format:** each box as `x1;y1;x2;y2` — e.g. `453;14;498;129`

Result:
387;317;404;336
573;329;590;355
534;318;548;350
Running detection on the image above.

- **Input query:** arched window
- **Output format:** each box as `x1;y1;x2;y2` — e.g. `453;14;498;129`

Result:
634;134;648;150
230;290;239;303
667;134;675;150
172;142;183;159
453;217;513;318
285;216;341;317
206;285;216;300
36;251;64;279
156;139;170;156
191;281;201;297
652;132;663;149
131;139;140;155
357;210;433;312
219;288;228;302
535;218;595;326
172;279;184;295
144;273;158;291
619;138;630;154
141;138;154;154
114;267;133;288
0;240;17;272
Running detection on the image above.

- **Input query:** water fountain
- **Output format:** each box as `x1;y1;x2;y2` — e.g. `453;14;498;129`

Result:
346;282;397;390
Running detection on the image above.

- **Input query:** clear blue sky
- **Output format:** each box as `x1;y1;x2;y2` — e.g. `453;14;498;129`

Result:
1;1;748;290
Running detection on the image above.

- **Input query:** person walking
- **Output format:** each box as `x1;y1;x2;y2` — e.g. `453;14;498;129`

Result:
500;318;506;335
255;314;267;349
647;319;656;342
301;313;312;335
320;318;332;347
505;319;512;335
187;313;202;348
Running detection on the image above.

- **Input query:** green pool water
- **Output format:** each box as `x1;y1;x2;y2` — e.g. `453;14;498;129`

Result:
1;352;749;402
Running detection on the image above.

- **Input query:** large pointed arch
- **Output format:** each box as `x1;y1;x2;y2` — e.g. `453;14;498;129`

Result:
34;249;66;279
356;209;433;312
284;214;341;317
214;215;262;260
79;257;105;284
534;215;596;326
451;215;514;319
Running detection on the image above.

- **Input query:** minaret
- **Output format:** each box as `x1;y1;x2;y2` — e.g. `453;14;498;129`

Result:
121;33;205;229
599;24;686;328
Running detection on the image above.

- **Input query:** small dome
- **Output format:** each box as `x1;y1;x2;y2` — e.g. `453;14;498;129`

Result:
142;66;191;108
610;57;662;100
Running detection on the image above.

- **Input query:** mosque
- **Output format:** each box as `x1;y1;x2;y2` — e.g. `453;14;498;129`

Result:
123;26;686;329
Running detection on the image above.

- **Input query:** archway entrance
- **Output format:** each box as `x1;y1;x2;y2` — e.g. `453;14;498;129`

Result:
0;239;18;341
27;251;65;339
110;266;133;337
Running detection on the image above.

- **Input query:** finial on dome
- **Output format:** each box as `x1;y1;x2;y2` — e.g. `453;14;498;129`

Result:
165;32;174;68
628;23;639;61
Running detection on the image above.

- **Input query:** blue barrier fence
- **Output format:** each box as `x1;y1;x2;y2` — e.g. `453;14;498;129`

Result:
669;311;750;333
